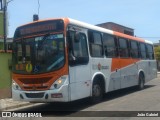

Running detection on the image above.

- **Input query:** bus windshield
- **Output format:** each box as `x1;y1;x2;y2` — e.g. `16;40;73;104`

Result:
12;34;65;74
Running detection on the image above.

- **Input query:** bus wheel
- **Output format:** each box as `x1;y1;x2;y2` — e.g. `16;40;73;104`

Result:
138;73;145;90
91;81;103;104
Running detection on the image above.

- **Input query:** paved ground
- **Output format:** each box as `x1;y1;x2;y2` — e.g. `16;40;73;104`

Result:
0;74;160;120
0;98;33;111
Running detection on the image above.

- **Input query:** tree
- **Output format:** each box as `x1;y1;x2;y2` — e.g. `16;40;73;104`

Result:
154;46;160;61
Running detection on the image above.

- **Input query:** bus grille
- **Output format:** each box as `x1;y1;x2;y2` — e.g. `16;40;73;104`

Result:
19;77;52;84
23;86;48;90
25;93;45;98
18;77;52;90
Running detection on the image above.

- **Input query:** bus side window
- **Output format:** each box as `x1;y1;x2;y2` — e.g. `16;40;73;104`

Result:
140;43;147;59
118;38;129;58
130;40;139;58
88;30;103;57
146;44;154;60
67;30;89;65
103;34;118;57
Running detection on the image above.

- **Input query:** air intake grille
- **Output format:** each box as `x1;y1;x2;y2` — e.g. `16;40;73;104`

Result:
25;93;45;98
19;77;52;84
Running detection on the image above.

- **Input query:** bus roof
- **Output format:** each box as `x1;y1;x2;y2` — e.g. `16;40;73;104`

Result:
16;17;153;45
18;18;67;28
68;18;153;45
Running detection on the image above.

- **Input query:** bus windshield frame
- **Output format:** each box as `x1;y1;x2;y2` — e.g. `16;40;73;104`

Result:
12;20;66;74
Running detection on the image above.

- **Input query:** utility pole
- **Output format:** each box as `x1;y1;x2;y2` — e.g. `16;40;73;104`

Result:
3;0;7;52
0;0;2;10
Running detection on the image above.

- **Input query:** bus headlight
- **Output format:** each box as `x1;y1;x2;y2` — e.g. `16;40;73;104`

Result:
50;75;68;89
12;80;21;90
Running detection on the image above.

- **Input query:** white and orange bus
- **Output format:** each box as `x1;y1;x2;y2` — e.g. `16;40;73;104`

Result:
12;18;157;103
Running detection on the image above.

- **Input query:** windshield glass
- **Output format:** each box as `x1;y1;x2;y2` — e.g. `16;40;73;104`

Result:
12;34;65;74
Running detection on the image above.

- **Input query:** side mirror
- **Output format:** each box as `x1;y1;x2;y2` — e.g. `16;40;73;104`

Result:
75;32;80;43
67;31;71;40
69;52;76;61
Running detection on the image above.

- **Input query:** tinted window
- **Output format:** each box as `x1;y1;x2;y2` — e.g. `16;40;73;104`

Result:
88;30;103;57
103;34;117;57
140;43;147;59
93;32;102;45
146;44;154;59
69;31;88;58
130;41;139;58
12;34;65;74
119;38;129;58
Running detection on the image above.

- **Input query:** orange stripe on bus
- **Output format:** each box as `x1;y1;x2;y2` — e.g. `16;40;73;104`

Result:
111;58;140;72
113;31;145;43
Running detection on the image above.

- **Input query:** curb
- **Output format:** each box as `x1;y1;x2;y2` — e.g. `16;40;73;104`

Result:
0;99;33;111
1;103;33;111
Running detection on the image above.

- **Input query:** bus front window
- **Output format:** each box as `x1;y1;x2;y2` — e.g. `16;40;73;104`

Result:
12;34;65;74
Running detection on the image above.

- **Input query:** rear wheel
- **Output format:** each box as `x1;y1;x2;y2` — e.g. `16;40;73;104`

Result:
91;81;103;104
138;73;145;90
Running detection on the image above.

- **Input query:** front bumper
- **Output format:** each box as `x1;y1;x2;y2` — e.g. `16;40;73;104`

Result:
12;84;69;102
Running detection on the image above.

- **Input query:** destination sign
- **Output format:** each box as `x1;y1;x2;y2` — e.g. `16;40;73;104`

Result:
14;20;64;39
20;23;56;35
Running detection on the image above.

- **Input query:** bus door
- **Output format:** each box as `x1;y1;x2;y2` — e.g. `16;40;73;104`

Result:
67;26;91;101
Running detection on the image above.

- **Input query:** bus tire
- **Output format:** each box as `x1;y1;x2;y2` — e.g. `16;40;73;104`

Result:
91;81;103;104
138;73;145;90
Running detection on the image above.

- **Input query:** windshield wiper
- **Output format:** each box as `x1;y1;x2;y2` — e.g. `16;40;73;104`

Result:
42;33;50;43
38;33;50;49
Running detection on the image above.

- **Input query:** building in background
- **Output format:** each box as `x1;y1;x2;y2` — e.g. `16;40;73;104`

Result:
96;22;134;36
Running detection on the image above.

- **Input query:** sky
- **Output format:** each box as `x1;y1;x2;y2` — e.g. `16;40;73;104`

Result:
7;0;160;43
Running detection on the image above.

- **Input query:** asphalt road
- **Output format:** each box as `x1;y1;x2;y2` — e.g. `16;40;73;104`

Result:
4;74;160;120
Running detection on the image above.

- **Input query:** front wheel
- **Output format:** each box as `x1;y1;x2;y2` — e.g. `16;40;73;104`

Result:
91;82;103;104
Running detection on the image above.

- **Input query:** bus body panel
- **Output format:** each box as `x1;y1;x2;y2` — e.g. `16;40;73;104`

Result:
12;17;157;103
69;65;91;101
137;60;157;82
90;58;112;93
120;60;139;89
12;80;70;102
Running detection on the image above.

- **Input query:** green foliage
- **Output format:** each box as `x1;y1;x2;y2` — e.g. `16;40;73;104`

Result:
0;53;12;88
154;46;160;61
0;42;4;50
